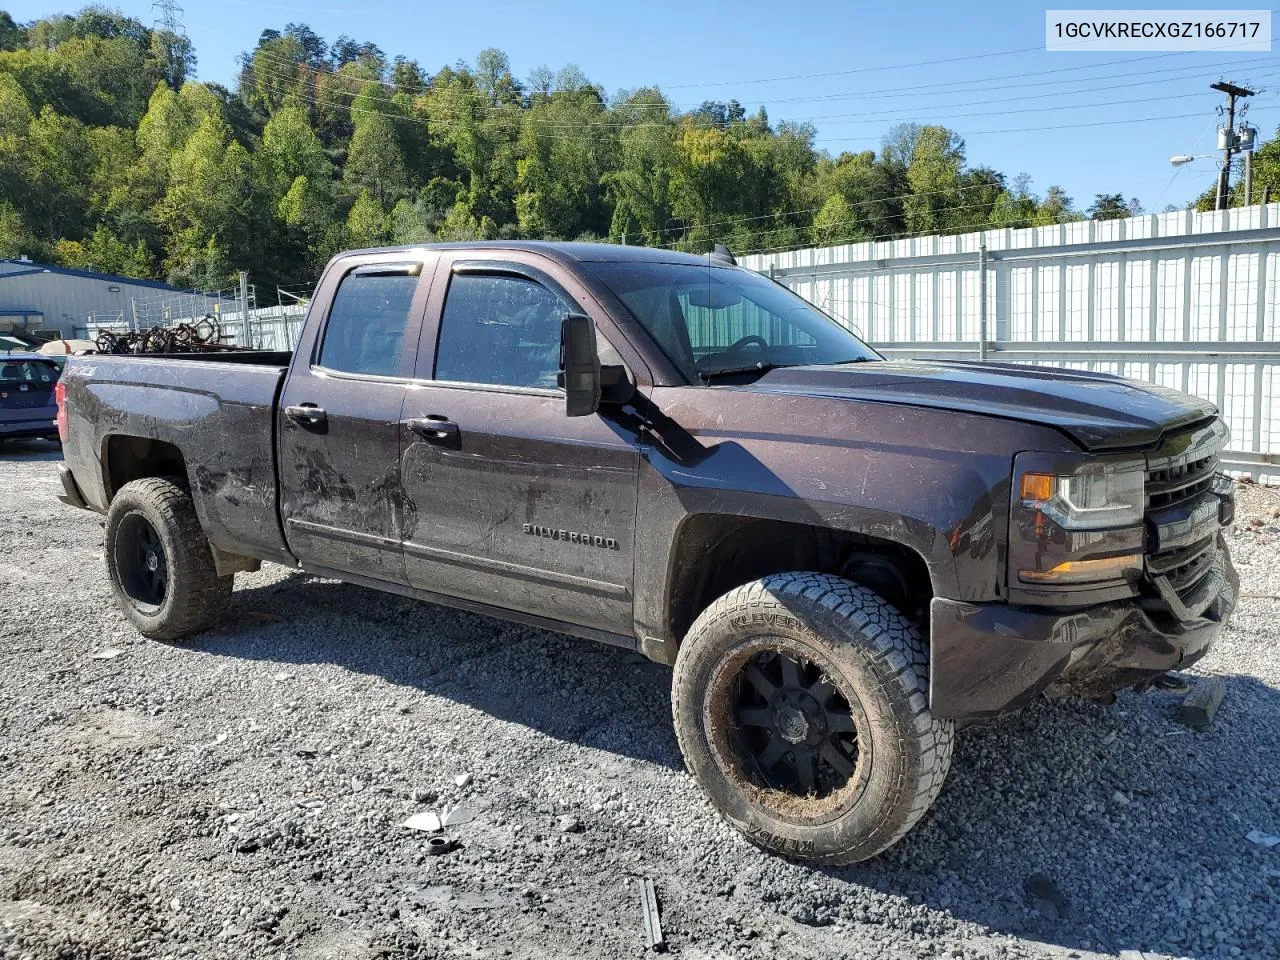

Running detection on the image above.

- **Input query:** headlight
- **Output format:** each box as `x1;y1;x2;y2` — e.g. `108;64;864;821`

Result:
1018;463;1145;530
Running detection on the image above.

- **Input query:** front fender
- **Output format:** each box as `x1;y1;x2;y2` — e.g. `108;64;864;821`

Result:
630;394;1029;645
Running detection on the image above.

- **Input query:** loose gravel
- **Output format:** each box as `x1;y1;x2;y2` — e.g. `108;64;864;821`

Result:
1;439;1278;960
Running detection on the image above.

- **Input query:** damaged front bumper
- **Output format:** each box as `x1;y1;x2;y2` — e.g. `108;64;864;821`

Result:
927;538;1238;720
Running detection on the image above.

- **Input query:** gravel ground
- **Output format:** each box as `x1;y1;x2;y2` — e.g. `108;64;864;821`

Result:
1;439;1278;960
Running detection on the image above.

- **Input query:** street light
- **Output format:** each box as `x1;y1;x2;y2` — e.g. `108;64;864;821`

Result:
1169;154;1215;166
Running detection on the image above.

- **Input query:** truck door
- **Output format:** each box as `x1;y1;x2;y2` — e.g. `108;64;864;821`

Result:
399;256;641;636
277;255;435;585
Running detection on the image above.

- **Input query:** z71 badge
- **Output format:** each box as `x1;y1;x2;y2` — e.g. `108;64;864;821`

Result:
523;524;618;550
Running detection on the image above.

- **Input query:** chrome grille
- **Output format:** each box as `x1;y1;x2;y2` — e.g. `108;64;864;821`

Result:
1146;536;1217;592
1143;419;1228;617
1146;454;1217;510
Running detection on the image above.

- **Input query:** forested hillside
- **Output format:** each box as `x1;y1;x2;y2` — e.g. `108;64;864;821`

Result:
0;8;1270;290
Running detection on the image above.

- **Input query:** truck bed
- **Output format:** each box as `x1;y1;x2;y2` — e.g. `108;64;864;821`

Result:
95;350;294;366
61;352;294;565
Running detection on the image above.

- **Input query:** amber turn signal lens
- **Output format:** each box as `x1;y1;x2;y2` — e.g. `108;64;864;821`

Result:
1020;472;1054;502
1019;553;1142;584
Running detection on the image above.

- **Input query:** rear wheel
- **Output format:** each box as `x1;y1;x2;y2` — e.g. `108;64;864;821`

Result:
104;477;231;640
672;572;953;864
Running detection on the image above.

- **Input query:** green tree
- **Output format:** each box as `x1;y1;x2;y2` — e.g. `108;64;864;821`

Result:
21;105;92;239
0;12;27;51
257;102;337;275
0;200;28;256
811;194;860;245
161;113;254;285
243;34;309;116
605;88;675;245
343;85;411;206
345;189;389;245
902;126;966;235
808;150;905;240
514;81;610;238
1088;193;1133;220
669;121;751;247
54;223;154;276
1034;186;1076;226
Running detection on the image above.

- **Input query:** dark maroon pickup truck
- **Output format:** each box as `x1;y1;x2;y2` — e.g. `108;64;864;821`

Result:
57;241;1237;863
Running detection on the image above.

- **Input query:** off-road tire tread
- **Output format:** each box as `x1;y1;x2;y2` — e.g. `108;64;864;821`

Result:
104;476;231;641
672;571;954;864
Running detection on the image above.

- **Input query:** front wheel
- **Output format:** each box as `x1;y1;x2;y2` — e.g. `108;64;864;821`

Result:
104;477;232;641
672;572;953;864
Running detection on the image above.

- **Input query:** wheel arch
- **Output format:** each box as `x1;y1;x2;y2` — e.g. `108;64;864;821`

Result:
101;433;189;501
661;512;936;659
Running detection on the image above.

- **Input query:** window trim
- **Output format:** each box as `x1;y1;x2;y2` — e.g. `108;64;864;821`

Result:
310;261;424;380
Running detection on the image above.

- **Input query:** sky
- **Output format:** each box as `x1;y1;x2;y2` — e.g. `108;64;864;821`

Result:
9;0;1280;212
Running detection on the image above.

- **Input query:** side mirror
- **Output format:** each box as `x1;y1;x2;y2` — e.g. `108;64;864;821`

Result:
559;313;601;417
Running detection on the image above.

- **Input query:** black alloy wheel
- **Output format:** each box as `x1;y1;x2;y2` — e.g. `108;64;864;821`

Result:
115;512;169;610
730;649;860;798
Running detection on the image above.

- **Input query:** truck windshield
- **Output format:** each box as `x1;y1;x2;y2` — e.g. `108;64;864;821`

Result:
586;261;879;382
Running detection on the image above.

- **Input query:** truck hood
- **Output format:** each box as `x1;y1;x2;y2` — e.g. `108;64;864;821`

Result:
748;359;1217;450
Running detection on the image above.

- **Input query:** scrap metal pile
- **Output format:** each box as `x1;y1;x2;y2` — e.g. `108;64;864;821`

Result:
93;317;242;354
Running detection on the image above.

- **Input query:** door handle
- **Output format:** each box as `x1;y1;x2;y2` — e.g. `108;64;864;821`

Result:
285;403;327;429
406;416;460;443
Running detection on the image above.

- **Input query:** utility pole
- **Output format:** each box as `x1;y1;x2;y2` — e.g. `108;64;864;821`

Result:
1211;81;1255;211
238;271;250;347
977;240;988;360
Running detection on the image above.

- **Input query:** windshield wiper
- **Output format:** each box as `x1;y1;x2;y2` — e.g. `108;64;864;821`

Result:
699;361;783;381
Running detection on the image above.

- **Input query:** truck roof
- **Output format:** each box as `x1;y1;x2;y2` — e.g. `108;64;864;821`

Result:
334;240;726;267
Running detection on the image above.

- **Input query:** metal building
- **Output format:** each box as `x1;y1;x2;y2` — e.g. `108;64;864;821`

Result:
741;203;1280;480
0;258;190;340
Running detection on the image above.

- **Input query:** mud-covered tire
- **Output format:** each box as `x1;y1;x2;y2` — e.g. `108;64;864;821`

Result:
672;572;953;864
104;477;232;641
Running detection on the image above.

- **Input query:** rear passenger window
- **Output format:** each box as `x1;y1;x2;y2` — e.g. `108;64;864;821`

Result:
317;270;419;377
435;274;570;389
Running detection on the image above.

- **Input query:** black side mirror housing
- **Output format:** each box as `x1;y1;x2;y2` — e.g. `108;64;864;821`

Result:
559;313;601;417
600;363;636;406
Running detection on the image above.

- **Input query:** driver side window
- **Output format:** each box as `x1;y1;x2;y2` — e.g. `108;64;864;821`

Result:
434;272;624;388
435;274;568;388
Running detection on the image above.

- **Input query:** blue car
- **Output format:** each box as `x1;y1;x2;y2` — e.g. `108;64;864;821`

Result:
0;353;60;446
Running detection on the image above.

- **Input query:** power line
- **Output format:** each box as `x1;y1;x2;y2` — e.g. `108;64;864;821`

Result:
637;181;1016;241
708;43;1279;109
666;164;1242;256
817;106;1277;144
792;59;1279;125
657;193;1107;256
662;44;1051;90
728;207;1084;258
246;38;1280;117
271;70;1279;151
258;55;1278;132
